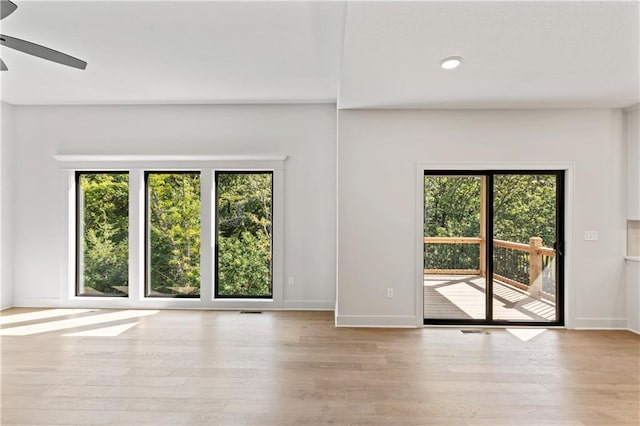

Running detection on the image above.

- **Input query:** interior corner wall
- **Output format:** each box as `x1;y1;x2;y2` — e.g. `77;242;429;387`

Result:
1;101;15;310
336;109;627;328
11;104;336;309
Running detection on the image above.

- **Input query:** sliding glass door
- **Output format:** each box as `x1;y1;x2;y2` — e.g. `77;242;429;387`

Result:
491;173;562;322
423;171;564;325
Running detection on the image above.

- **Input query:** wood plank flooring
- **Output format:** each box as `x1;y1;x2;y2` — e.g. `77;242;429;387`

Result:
1;308;639;425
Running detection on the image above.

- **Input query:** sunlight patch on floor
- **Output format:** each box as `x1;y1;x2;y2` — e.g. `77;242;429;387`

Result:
63;321;139;337
506;328;547;342
0;310;158;336
0;308;97;326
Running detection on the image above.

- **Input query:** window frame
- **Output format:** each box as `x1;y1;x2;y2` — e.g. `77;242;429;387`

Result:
57;155;286;309
144;170;202;299
75;170;130;297
214;170;274;299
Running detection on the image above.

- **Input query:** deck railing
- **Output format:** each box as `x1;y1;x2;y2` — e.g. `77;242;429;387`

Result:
424;236;556;302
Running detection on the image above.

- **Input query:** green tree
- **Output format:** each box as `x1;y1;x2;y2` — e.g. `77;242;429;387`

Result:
148;173;201;296
80;171;273;298
424;176;481;238
424;174;558;271
80;173;129;295
493;174;556;246
217;173;272;297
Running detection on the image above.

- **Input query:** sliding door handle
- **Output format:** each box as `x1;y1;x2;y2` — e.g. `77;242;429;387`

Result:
553;241;564;256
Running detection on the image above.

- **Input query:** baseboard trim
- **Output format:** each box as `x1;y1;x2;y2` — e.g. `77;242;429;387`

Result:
11;298;335;312
572;317;628;329
335;315;419;328
1;305;13;311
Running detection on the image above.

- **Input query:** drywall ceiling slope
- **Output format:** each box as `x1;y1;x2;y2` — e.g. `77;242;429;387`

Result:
0;1;345;105
1;1;638;108
339;1;640;109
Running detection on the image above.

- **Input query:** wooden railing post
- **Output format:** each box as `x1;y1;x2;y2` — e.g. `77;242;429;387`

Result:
529;237;543;297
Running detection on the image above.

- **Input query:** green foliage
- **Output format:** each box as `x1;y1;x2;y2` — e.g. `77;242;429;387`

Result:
218;232;271;296
424;174;558;271
493;175;556;246
79;171;273;298
79;173;129;295
217;173;272;297
424;176;481;238
148;173;201;296
424;177;481;270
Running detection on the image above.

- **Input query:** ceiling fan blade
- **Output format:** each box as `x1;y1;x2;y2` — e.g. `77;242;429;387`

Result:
0;34;87;69
0;58;7;71
0;0;17;20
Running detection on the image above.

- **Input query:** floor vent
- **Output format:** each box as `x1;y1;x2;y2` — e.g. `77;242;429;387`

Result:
239;311;263;314
461;329;488;334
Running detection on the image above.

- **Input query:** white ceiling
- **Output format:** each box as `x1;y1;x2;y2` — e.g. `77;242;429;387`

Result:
339;0;640;109
1;0;638;109
0;1;345;104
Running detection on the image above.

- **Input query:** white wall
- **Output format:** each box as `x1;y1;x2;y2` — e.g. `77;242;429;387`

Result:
628;106;640;220
625;105;640;333
1;102;15;310
11;104;336;309
626;260;640;333
337;109;627;328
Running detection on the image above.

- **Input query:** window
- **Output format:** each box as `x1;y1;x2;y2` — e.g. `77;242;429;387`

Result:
76;172;129;296
62;155;285;305
215;172;273;298
146;172;201;297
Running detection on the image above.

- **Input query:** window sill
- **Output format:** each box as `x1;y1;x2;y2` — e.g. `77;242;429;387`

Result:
625;256;640;262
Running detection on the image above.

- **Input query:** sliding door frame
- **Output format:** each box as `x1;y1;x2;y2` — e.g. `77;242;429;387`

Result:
417;164;573;328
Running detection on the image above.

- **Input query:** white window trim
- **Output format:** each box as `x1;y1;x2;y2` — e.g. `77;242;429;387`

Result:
415;162;575;329
56;155;286;310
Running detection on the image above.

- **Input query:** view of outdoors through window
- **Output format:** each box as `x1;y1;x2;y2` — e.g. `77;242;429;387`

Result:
424;173;560;322
77;170;274;299
492;174;558;321
216;172;273;298
77;172;129;296
424;176;482;272
147;172;201;297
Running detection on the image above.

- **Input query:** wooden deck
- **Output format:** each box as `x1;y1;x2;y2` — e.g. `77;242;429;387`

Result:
424;274;556;321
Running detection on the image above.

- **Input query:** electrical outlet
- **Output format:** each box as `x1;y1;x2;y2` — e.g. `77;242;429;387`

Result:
584;231;599;241
386;288;394;299
288;276;295;286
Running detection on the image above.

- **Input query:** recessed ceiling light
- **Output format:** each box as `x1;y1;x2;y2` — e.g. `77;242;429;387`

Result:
440;56;463;70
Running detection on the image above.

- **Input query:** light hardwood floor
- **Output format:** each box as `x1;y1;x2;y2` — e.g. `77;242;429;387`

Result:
1;308;639;425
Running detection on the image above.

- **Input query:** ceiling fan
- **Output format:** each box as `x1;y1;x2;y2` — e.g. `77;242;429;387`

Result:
0;0;87;71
